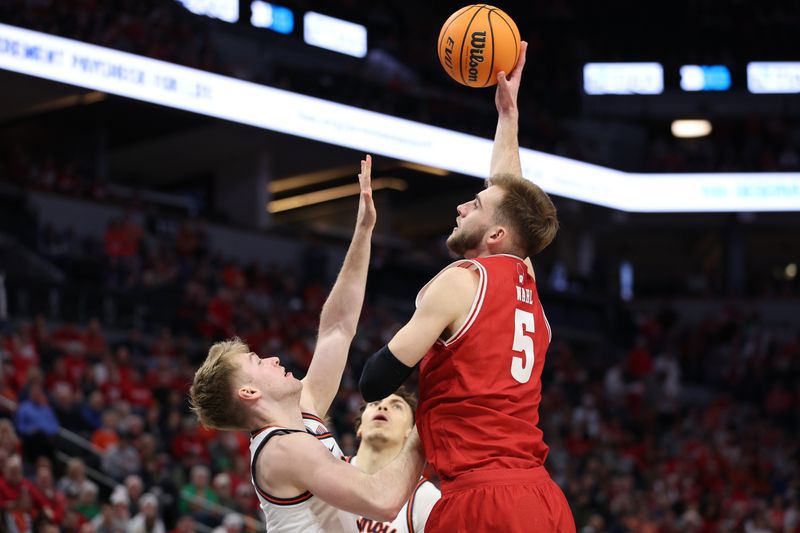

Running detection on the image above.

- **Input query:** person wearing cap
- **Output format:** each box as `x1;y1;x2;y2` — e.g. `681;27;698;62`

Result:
127;493;165;533
211;513;244;533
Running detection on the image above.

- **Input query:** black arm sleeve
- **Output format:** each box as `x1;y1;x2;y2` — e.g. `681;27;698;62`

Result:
359;345;415;402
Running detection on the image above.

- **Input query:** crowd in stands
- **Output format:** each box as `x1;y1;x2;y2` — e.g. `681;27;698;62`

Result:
0;213;798;531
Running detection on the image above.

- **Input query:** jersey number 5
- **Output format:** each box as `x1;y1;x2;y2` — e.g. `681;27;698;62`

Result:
511;309;535;383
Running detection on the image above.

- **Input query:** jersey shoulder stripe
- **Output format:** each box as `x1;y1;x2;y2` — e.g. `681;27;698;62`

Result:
251;427;312;506
414;259;488;347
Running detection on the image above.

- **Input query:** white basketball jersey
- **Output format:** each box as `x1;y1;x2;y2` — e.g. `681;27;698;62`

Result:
347;456;441;533
249;413;358;532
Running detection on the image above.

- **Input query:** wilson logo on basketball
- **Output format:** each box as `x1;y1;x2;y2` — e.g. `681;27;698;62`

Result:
467;31;486;83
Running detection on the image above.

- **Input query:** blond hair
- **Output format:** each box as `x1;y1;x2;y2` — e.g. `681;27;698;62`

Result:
189;338;251;430
489;174;559;257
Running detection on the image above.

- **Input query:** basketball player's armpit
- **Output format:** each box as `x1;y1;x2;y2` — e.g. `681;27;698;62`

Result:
359;345;414;402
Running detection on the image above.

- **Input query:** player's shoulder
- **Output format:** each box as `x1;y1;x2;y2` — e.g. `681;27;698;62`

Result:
258;429;322;466
428;262;480;290
416;259;482;309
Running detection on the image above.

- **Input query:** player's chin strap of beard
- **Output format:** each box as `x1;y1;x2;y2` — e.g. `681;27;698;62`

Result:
359;345;415;402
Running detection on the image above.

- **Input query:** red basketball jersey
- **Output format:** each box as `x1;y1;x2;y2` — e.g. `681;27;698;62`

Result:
416;255;552;481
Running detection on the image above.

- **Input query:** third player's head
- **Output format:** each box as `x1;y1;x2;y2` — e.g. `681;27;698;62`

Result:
189;338;302;431
447;173;558;259
355;387;417;449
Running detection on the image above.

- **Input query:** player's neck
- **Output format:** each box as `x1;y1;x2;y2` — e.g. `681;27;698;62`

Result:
355;440;405;474
249;401;305;432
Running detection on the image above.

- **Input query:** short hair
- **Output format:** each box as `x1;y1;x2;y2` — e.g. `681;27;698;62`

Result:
189;338;250;431
488;174;559;257
354;386;418;435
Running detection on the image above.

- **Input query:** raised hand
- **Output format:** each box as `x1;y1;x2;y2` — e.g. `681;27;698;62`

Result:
357;154;377;230
495;41;528;115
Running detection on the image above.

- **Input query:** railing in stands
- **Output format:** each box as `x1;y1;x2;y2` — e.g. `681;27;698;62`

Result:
1;396;265;532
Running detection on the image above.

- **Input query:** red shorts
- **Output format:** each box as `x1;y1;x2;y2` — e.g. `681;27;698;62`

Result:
426;467;575;533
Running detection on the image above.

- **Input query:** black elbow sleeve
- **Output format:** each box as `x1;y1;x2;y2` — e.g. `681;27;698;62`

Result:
359;345;414;402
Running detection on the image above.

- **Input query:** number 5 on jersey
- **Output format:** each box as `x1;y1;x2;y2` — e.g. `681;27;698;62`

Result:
511;309;535;383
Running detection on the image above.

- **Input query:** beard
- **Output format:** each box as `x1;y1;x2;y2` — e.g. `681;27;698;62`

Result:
446;225;485;256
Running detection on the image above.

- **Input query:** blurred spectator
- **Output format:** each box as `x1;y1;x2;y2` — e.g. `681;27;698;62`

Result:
90;410;120;452
169;516;196;533
126;493;165;533
3;485;34;533
178;465;218;525
80;391;106;433
56;458;98;500
0;419;20;455
73;483;100;521
34;461;66;524
0;454;49;512
90;491;129;533
210;513;243;533
123;476;145;517
13;383;59;463
102;430;141;483
170;418;210;469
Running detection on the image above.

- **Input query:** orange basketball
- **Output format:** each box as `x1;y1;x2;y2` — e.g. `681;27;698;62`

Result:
437;5;521;88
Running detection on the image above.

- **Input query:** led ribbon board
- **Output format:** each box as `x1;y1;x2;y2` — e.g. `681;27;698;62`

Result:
1;23;799;212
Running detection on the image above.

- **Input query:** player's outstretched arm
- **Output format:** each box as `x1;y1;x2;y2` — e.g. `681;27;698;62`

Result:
301;155;376;417
359;266;477;401
489;40;528;179
265;427;425;521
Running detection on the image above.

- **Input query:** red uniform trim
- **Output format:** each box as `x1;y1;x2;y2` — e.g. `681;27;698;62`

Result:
301;412;325;424
405;479;427;533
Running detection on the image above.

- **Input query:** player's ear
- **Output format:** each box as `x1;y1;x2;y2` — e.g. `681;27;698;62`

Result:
238;386;262;402
487;225;507;244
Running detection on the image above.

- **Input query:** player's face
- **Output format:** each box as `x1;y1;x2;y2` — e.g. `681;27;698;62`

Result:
447;186;503;258
238;351;301;398
359;395;413;445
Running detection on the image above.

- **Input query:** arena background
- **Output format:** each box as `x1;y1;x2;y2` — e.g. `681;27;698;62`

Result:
0;1;798;532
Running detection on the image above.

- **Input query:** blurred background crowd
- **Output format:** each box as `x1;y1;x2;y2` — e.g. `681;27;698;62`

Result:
0;1;799;532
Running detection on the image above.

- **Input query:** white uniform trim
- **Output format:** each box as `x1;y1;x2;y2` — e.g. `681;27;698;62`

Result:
542;305;552;343
414;259;487;347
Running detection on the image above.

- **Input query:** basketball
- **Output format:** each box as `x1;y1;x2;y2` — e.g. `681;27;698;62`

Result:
437;5;521;88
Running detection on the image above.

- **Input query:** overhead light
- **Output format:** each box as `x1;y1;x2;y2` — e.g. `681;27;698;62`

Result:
680;65;731;92
269;165;359;194
250;2;294;34
176;0;239;23
786;263;797;280
671;119;712;138
748;62;800;94
268;177;407;213
583;62;664;95
399;162;450;176
303;12;367;58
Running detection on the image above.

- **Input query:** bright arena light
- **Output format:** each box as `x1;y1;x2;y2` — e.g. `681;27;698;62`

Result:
1;23;799;213
786;263;798;280
671;119;712;139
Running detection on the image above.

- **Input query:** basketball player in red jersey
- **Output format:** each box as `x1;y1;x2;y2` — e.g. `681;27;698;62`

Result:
359;43;576;532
